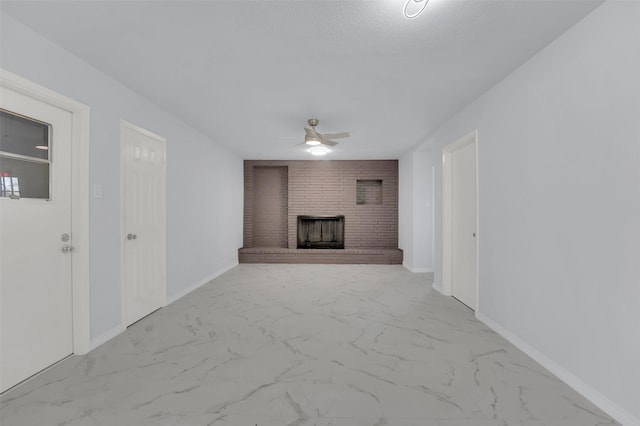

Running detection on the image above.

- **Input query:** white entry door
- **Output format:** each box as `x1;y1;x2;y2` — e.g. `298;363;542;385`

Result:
0;88;73;392
121;121;166;327
450;140;478;309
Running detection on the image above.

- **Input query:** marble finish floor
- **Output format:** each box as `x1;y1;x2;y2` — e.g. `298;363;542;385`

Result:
1;264;617;426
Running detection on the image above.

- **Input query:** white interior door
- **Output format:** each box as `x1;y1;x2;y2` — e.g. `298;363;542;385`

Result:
121;122;166;327
450;140;478;309
0;89;74;392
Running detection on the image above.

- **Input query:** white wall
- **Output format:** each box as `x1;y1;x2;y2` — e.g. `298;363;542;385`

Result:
398;153;413;266
410;2;640;423
399;151;434;273
1;15;244;342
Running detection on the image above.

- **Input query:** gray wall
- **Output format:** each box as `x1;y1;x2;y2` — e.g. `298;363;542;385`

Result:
399;151;433;272
401;2;640;423
1;14;244;342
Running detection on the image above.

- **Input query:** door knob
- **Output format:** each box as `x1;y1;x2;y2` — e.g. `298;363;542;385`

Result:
61;245;74;253
127;233;137;240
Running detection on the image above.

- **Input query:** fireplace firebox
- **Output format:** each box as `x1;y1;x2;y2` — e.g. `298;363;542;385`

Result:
297;215;344;249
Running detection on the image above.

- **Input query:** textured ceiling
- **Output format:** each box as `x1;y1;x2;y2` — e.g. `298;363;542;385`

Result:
1;0;603;159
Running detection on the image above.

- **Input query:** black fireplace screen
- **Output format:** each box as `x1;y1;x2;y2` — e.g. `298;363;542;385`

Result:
297;215;345;249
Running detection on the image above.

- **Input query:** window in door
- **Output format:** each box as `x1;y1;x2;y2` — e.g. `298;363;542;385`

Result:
0;109;51;199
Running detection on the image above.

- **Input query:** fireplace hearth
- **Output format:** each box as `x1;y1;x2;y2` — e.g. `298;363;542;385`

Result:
297;215;345;249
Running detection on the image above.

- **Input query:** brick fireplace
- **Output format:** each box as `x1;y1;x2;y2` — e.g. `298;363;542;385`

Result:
240;160;402;264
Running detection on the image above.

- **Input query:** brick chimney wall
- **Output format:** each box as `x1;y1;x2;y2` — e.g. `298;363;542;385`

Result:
243;160;398;249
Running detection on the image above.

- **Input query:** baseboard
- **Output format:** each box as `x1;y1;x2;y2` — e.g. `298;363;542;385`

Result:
402;263;433;274
432;280;444;294
476;311;639;426
167;261;238;305
90;323;126;351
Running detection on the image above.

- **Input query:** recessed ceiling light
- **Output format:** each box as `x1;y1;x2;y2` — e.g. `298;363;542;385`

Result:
309;146;330;156
404;0;429;19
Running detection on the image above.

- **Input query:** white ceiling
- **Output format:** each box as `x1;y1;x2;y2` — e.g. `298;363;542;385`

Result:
2;0;603;160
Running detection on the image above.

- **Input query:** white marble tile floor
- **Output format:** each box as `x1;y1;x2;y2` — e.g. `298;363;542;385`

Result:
0;264;618;426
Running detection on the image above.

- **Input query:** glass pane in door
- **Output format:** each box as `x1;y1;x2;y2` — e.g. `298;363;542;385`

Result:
0;109;51;159
0;109;51;199
0;157;49;199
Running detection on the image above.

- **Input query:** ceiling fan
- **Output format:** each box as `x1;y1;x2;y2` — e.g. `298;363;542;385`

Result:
297;118;350;147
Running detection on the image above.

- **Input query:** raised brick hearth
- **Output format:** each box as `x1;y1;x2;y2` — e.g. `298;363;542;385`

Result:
238;247;402;264
241;160;402;264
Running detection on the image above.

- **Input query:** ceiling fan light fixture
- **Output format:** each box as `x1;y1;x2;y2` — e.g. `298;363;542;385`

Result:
305;135;321;145
309;146;330;156
403;0;429;19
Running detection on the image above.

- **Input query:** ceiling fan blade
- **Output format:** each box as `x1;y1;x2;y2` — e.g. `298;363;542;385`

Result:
304;127;318;136
322;132;350;139
294;141;307;146
321;139;339;147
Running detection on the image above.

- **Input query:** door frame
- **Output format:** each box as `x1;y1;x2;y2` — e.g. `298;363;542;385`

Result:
442;130;479;308
119;120;167;326
1;69;91;354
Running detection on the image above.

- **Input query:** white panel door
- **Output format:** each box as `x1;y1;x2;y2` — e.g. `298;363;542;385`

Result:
451;141;477;309
0;89;73;392
121;122;166;326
